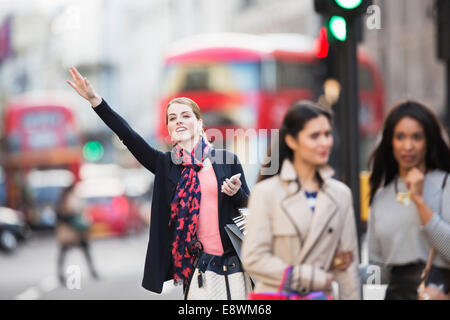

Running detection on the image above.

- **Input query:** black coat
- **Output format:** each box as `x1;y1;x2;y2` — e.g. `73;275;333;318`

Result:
93;99;250;293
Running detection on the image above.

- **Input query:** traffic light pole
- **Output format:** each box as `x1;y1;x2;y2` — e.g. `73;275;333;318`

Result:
336;18;362;248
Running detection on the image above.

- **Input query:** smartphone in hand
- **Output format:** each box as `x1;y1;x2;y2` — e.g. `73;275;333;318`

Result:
229;173;241;183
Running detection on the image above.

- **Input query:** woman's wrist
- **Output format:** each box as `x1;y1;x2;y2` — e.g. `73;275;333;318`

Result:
412;195;434;225
89;94;102;108
411;194;425;206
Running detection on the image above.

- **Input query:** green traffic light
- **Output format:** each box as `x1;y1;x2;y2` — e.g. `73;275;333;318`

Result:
334;0;363;9
83;140;104;162
329;16;347;41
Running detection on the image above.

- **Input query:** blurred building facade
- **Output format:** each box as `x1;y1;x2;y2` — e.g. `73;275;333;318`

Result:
0;0;446;141
364;0;446;117
230;0;446;118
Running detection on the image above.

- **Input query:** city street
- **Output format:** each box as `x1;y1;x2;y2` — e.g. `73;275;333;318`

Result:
0;0;446;303
0;230;183;300
1;229;385;300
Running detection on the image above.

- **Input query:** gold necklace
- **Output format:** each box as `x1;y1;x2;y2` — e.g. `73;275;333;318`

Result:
394;177;411;206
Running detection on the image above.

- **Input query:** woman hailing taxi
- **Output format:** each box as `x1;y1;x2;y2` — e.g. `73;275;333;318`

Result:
67;66;250;299
242;101;361;300
367;100;450;300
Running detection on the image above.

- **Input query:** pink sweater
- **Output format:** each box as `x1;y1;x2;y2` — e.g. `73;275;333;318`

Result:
197;166;223;256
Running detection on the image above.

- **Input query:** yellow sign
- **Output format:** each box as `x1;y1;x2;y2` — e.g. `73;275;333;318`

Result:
360;171;371;223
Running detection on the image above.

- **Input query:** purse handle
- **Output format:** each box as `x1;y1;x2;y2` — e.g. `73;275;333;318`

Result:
420;249;435;282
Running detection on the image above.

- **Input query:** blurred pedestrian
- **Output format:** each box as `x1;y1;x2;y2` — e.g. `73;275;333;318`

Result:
67;67;251;299
56;182;99;285
242;100;361;300
368;100;450;300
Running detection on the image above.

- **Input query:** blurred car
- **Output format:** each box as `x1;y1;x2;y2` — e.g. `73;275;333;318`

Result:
0;207;31;252
75;178;145;238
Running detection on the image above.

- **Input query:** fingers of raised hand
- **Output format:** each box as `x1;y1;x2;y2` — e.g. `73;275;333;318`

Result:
69;67;87;88
70;66;84;81
66;80;76;90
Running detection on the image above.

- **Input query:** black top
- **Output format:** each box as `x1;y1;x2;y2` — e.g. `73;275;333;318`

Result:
93;99;250;293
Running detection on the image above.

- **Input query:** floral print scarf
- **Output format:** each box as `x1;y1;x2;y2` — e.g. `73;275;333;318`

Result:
169;137;211;285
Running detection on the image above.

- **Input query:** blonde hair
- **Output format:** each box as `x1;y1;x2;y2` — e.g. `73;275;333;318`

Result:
166;97;210;144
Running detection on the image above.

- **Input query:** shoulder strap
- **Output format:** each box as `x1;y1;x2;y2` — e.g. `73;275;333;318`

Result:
441;172;449;190
421;248;435;281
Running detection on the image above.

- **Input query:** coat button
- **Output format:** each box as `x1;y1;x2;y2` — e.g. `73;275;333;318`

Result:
328;227;333;233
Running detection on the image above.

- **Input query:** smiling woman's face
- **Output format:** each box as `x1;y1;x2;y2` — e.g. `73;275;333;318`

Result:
285;115;333;168
166;103;203;144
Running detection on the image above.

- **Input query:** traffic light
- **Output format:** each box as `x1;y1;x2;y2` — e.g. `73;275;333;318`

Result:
83;140;104;162
314;26;330;58
328;16;347;41
315;0;370;42
437;0;450;61
314;0;371;17
314;0;371;245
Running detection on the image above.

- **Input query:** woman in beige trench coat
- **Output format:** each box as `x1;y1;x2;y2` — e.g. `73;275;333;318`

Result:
242;101;361;300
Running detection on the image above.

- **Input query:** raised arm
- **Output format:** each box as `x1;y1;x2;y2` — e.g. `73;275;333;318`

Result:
67;66;163;173
67;66;102;108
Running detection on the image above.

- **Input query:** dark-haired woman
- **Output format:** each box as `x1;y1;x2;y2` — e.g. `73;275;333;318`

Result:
242;101;361;300
367;100;450;300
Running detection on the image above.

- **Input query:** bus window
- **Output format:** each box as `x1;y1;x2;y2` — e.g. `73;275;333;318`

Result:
358;65;373;90
22;111;63;128
276;61;315;90
162;62;260;95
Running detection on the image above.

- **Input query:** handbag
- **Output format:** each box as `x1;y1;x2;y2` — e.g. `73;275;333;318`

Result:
184;241;252;300
417;249;450;300
248;266;334;300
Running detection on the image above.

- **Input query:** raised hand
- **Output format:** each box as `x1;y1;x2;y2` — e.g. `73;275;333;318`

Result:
404;167;425;204
67;66;102;107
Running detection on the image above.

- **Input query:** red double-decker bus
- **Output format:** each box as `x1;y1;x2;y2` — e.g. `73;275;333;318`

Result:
1;92;83;227
157;33;385;185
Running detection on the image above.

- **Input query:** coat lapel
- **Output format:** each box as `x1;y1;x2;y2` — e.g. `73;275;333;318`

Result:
210;149;227;212
296;189;338;264
168;163;182;187
280;190;311;243
278;159;339;264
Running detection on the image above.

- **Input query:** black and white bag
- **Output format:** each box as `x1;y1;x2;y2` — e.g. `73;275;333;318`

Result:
184;252;252;300
184;209;252;300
